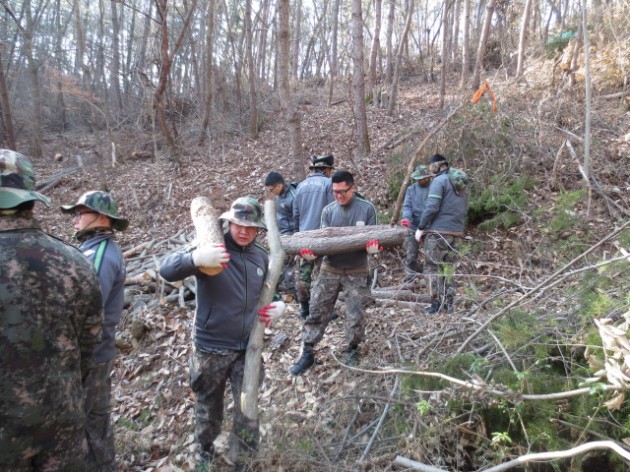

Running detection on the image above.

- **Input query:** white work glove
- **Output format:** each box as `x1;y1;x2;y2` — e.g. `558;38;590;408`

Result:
192;244;230;269
258;301;286;327
299;248;317;261
365;239;383;254
415;229;424;243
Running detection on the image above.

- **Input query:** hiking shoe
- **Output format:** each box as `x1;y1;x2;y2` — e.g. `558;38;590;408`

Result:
196;448;218;472
299;302;310;320
290;351;315;375
343;345;361;366
425;301;443;314
331;311;339;321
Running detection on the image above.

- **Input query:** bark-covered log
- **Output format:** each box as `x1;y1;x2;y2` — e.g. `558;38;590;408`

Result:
190;196;225;276
280;224;407;255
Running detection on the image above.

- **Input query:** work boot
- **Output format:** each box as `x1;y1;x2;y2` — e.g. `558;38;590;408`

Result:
290;345;315;375
299;301;310;320
425;299;443;314
196;447;218;472
343;345;361;366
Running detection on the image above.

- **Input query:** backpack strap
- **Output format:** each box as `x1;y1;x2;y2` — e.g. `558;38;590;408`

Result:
93;239;109;275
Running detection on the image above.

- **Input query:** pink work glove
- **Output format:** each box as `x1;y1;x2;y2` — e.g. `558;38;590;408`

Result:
366;240;383;254
400;219;410;227
299;248;317;261
258;301;286;327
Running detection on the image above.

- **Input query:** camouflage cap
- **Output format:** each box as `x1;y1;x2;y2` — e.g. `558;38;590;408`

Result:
410;164;431;180
0;149;51;209
60;190;129;231
219;197;267;230
309;154;335;169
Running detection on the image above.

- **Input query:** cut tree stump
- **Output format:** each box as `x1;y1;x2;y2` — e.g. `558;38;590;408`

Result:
280;225;408;255
190;196;225;275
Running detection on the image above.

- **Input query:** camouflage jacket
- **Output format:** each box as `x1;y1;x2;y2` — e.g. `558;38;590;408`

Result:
0;214;103;425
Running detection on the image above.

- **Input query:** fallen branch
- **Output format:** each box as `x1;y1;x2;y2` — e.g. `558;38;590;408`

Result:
457;218;630;353
393;456;447;471
479;440;630;472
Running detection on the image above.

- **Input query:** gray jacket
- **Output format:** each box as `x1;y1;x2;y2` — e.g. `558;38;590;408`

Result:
80;232;126;363
418;171;468;236
402;183;430;230
159;232;268;352
276;183;297;235
293;171;334;231
321;195;378;270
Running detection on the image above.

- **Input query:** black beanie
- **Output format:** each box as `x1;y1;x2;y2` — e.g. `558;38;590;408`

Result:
264;171;285;186
428;154;447;165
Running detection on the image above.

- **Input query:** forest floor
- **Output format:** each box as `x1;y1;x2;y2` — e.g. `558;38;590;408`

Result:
29;57;630;472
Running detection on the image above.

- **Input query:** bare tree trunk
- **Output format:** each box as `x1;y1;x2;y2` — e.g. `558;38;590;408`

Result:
257;0;271;82
387;0;414;115
291;0;302;78
515;0;533;78
352;0;370;158
581;0;592;214
439;0;450;108
199;0;215;147
153;0;197;158
0;50;16;150
367;0;382;101
471;0;496;91
451;0;461;64
245;0;258;138
110;0;123;112
385;0;395;84
459;0;471;86
123;5;135;96
327;0;340;105
278;0;304;181
22;0;44;158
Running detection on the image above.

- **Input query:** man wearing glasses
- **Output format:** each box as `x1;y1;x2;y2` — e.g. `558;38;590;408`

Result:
61;191;129;472
290;170;381;375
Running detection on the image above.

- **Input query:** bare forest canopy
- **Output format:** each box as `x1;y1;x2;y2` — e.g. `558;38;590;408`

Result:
1;0;628;163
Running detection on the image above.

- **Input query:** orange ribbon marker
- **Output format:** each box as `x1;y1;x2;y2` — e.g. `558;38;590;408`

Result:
471;82;498;112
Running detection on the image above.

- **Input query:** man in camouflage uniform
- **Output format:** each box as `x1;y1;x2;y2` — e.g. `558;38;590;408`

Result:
292;154;335;319
61;191;129;472
0;149;103;471
416;154;468;314
159;197;285;470
400;164;433;278
290;170;381;375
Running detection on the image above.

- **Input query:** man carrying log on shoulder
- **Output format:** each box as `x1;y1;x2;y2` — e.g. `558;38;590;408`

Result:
290;170;382;375
292;154;335;319
159;197;285;471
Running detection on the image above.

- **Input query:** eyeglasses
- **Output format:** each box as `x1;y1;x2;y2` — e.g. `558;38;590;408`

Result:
72;211;96;220
333;186;353;196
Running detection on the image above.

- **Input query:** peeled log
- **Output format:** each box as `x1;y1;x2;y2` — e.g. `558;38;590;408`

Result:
280;225;408;255
190;196;225;276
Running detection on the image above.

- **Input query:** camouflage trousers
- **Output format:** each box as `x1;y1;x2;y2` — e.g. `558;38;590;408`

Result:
0;404;86;472
277;255;297;297
189;348;263;459
423;233;458;303
403;231;421;274
302;267;371;348
84;359;115;472
294;257;321;304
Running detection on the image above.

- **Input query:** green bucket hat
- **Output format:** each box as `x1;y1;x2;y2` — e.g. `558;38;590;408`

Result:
219;197;267;230
60;190;129;231
0;149;51;209
410;164;431;180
